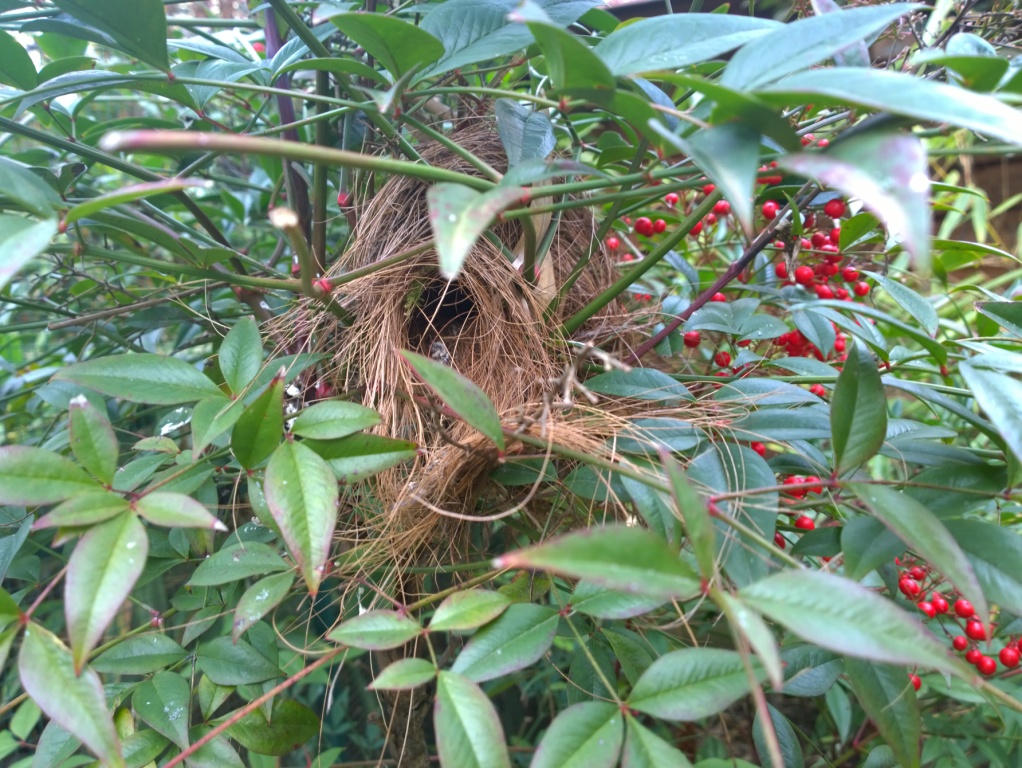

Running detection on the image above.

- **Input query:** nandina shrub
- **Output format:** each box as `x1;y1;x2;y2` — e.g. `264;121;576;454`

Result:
1;1;1022;767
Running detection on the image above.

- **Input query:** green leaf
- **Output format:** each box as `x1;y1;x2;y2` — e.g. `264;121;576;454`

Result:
67;395;118;485
585;369;693;402
184;727;244;768
191;395;245;460
758;67;1022;146
622;714;693;768
429;589;511;632
603;627;654;686
975;301;1022;338
290;400;380;440
305;433;418;482
425;182;526;281
960;362;1022;463
91;634;187;675
63;179;210;227
226;699;320;756
264;441;339;595
53;0;169;72
135;492;226;531
849;483;986;621
370;658;438;691
845;659;920;768
779;132;931;267
0;158;61;217
841;516;904;582
0;29;37;90
739;570;963;675
0;446;98;506
830;340;887;473
218;317;263;395
450;603;559;682
330;12;443;79
595;14;778;76
662;453;715;581
942;519;1022;617
752;705;804;768
780;645;844;697
328;609;423;650
717;592;783;691
196;636;281;686
723;4;920;88
65;511;148;672
401;350;505;452
0;588;20;630
232;374;284;469
861;271;939;337
132;671;191;748
434;671;511;768
496;525;699;600
0;216;58;293
119;730;169;767
233;571;295;642
188;541;289;587
54;354;222;405
569;580;666;619
526;21;614;104
19;624;124;768
494;98;555;167
532;702;624;768
628;648;761;721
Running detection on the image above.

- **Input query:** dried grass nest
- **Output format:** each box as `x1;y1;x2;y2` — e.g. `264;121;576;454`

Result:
276;111;703;576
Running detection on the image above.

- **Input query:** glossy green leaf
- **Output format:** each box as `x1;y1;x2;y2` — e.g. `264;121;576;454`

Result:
64;179;210;226
264;440;338;595
779;645;844;697
758;67;1022;146
845;659;920;768
943;519;1022;617
723;4;918;88
960;362;1022;463
330;12;443;79
495;525;699;600
532;701;623;768
831;340;887;473
622;714;693;768
53;0;169;71
188;541;289;587
450;603;558;682
231;374;284;469
91;633;187;675
233;571;295;642
752;705;804;768
401;350;505;452
67;395;117;485
662;452;715;580
494;98;555;167
0;446;98;506
628;648;761;721
226;699;320;756
739;570;962;675
0;30;36;89
0;216;58;293
218;317;263;395
54;354;222;405
527;21;614;104
370;658;438;691
975;301;1022;339
779;132;931;266
119;730;168;767
132;671;190;748
135;492;226;531
195;636;281;685
841;516;903;582
429;589;511;632
328;609;423;650
434;671;511;768
585;368;693;402
191;395;245;460
19;624;124;768
0;587;20;630
304;433;418;482
595;14;778;76
861;271;939;337
569;580;666;619
0;158;61;217
426;182;526;281
849;482;986;621
290;400;380;440
65;511;148;671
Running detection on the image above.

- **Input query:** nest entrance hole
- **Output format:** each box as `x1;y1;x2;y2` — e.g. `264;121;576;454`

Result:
408;278;477;352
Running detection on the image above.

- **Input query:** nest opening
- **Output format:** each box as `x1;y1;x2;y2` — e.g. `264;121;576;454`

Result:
407;278;476;355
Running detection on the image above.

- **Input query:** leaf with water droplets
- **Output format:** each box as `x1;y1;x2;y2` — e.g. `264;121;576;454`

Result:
233;571;295;642
132;671;191;749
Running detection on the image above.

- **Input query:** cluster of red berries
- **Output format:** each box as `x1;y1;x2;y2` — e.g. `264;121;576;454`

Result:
780;474;825;499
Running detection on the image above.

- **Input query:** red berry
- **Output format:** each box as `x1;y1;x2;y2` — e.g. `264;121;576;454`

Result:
774;532;786;549
917;601;936;619
751;442;767;457
605;236;620;250
824;199;847;218
704;213;717;225
931;595;949;614
977;655;997;675
810;231;829;248
664;192;679;207
622;253;635;261
809;383;826;397
713;200;731;215
953;635;969;651
800;133;815;147
774;262;789;279
336;190;352;207
966;620;987;641
634;217;653;236
835;288;849;301
909;673;921;691
714;351;732;368
999;646;1020;668
794;515;815;531
702;184;716;195
689;221;703;237
899;578;921;597
815;285;834;300
965;648;982;664
794;265;815;286
762;200;780;220
653;218;667;233
683;331;701;348
954;599;975;619
817;138;830;148
842;267;859;282
804;475;823;494
313;277;332;295
907;566;926;581
829;228;841;244
853;281;870;297
710;292;727;303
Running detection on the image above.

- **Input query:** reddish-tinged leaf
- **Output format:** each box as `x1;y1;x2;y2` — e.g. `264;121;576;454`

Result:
532;702;624;768
232;571;295;642
370;658;438;691
68;395;118;484
135;492;227;531
33;491;130;530
327;609;423;650
429;590;511;632
0;446;98;506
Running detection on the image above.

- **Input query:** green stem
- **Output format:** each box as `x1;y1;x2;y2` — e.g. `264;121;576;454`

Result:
313;70;330;272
